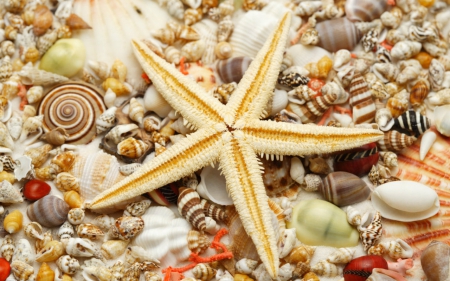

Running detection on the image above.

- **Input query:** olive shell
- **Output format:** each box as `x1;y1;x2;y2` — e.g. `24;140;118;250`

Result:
320;171;371;207
27;195;70;227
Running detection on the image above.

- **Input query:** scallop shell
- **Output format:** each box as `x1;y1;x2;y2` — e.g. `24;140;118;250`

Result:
70;151;125;203
37;82;106;144
372;181;440;222
27;195;70;227
345;0;389;22
315;18;362;52
18;62;69;85
0;180;23;203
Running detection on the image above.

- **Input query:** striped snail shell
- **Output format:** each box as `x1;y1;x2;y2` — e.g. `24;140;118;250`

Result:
315;18;362;53
37;82;106;145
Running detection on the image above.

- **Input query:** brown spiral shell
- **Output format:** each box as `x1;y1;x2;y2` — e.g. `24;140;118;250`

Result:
37;82;106;145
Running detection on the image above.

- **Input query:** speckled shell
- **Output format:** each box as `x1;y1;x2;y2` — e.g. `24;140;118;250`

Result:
27;195;70;227
124;199;152;217
315;18;362;52
320;171;371;207
345;0;389;22
1;234;14;261
12;239;34;264
76;223;104;240
260;156;295;196
37;82;106;145
67;208;85;225
112;216;145;240
24;144;53;168
11;260;35;281
58;221;74;241
63;237;100;258
177;187;206;232
56;255;80;275
358;211;383;251
371;181;439;222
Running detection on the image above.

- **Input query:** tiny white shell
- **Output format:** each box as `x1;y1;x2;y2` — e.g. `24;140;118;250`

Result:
143;86;172;117
434;105;450;137
371;181;440;222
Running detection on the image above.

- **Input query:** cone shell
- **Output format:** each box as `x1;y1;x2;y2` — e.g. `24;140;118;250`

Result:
315;18;362;52
320;172;371;207
36;262;55;281
349;72;376;124
24;144;53;168
0;180;23;203
377;130;417;151
177;187;206;232
345;0;389;22
27;195;70;227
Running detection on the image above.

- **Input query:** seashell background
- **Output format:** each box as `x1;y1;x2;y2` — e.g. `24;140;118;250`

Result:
1;0;450;280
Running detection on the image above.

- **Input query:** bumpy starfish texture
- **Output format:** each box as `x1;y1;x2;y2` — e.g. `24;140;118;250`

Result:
90;13;383;277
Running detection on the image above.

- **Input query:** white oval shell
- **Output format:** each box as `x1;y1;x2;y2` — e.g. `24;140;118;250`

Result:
371;181;440;222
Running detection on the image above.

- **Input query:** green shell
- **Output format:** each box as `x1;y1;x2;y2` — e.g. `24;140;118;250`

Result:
287;199;359;247
39;39;86;77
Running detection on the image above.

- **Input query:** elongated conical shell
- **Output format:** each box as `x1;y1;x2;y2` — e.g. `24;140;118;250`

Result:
177;187;206;232
377;130;417;151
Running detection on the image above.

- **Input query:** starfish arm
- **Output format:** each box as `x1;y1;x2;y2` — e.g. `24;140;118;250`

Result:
242;119;384;156
89;127;223;210
219;136;279;278
226;13;291;125
132;40;228;128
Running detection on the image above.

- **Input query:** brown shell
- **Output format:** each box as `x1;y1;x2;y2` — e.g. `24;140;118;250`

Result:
421;241;450;281
315;18;362;52
40;127;69;146
261;156;295;196
377;130;417;151
177;187;206;232
66;13;92;30
33;5;53;36
112;216;145;240
27;195;70;227
320;171;371;207
410;79;430;106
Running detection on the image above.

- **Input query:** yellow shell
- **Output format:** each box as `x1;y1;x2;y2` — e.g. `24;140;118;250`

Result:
55;172;80;192
284;245;316;264
52;151;77;173
36;240;65;262
3;209;23;234
234;274;254;281
102;77;131;96
0;170;15;183
111;59;127;83
64;190;83;208
24;46;40;64
36;262;55;281
305;56;333;79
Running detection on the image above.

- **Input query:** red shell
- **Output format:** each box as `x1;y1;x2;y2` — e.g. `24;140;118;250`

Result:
0;258;11;281
344;255;388;281
23;179;51;201
308;78;326;93
333;142;379;176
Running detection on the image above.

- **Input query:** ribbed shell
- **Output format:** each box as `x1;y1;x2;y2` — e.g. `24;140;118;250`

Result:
37;82;106;144
345;0;389;22
26;195;70;227
377;130;417;151
200;199;227;222
349;72;376;124
315;18;362;52
177;187;206;232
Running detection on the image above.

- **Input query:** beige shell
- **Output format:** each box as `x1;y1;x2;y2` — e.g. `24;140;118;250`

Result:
55;172;80;192
0;180;23;203
380;238;413;259
40;127;69;146
391;41;421;60
123;199;152;217
83;266;112;281
19;114;44;142
76;223;104;240
63;237;100;258
326;248;355;264
56;255;80;274
119;163;142;176
105;123;139;145
35;231;53;253
187;230;211;254
117;137;150;159
24;144;52;168
36;240;65;262
26;86;44;104
217;16;234;42
184;8;203;26
11;260;35;281
164;46;181;64
192;263;217;281
180;40;206;62
18;62;69;85
167;0;184;20
37;29;58;56
111;59;127;83
22;105;37;121
67;208;85;225
214;41;233;60
128;98;144;124
373;63;399;83
95;215;116;231
0;234;14;261
101;240;130;259
235;258;258;275
58;221;75;241
0;122;15;149
96;106;117;134
379;151;398;168
311;260;342;277
284;244;316;264
24;222;44;240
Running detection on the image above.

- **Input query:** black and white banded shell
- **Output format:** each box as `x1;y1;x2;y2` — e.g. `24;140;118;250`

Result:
37;82;106;145
392;110;430;137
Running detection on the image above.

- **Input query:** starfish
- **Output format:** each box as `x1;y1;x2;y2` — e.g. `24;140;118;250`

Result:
89;13;383;277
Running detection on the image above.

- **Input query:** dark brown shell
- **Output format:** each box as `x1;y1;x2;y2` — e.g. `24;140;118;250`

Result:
26;195;69;227
320;171;371;207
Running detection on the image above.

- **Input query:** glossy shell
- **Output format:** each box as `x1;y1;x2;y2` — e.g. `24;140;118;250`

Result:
23;179;51;201
344;255;388;281
37;82;106;145
27;195;70;227
371;181;440;222
287;199;359;247
421;240;450;281
315;18;362;52
320;172;371;207
334;143;379;176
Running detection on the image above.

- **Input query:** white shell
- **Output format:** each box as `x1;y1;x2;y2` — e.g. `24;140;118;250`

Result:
0;122;14;149
96;106;117;134
391;41;421;61
6;115;23;141
371;181;440;222
105;124;139;145
192;20;218;65
143;86;172;117
56;255;80;274
420;130;437;161
24;222;44;240
286;44;331;68
197;166;233;205
290;157;305;185
434;105;450;137
0;180;23;203
236;258;258;275
63;237;100;258
18;62;70;85
26;86;44;104
270;89;288;116
128;98;144;125
12;239;34;264
278;228;297;259
104;88;117;109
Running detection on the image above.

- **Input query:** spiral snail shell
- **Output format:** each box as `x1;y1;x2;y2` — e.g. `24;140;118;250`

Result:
37;82;106;145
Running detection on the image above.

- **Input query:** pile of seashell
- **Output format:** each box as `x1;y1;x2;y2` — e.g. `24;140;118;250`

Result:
2;0;450;280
